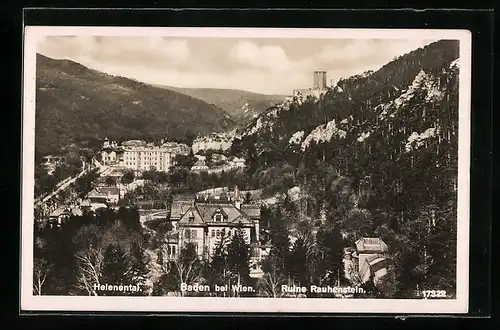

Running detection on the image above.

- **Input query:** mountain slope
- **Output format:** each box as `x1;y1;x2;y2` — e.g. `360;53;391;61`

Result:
35;54;235;156
156;85;286;126
242;40;459;154
236;39;460;295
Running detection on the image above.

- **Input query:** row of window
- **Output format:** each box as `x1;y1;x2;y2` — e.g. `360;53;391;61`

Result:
185;228;247;239
168;242;260;259
212;229;233;238
184;229;198;239
124;152;173;157
124;162;169;167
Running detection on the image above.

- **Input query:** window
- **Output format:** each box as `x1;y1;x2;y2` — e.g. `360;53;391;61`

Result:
216;230;221;238
191;230;197;239
214;214;223;222
211;229;215;237
185;229;191;239
167;244;177;259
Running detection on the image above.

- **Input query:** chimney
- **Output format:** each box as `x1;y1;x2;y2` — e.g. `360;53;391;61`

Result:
234;185;240;200
234;185;241;210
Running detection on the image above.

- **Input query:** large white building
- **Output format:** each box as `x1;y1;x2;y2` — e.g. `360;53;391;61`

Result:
100;138;185;173
121;146;176;172
192;133;233;154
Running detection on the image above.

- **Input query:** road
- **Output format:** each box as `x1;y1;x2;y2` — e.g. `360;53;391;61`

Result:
35;157;107;213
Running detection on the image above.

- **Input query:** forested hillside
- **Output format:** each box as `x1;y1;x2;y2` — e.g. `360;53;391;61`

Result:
235;39;460;297
35;54;235;156
156;85;286;126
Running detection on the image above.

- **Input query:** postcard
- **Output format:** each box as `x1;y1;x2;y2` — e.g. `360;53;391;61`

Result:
21;26;471;313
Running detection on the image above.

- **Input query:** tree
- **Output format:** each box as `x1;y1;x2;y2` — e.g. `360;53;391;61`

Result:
74;242;104;296
128;241;149;293
206;230;231;294
168;167;189;187
100;243;130;296
288;236;314;287
226;224;252;292
33;257;52;295
34;165;57;197
174;152;197;169
257;252;289;298
94;207;118;227
243;191;253;204
230;137;244;157
174;242;204;296
268;209;291;273
74;171;96;199
315;225;346;286
105;176;116;186
117;205;141;232
33;234;53;296
121;170;135;184
375;264;398;298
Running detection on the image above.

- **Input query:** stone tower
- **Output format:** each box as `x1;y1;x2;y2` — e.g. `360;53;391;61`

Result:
313;71;327;90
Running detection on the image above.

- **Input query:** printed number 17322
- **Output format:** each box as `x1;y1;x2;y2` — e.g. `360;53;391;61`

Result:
421;290;447;298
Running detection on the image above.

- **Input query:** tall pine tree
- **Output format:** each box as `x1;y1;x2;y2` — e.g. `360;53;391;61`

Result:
226;223;251;292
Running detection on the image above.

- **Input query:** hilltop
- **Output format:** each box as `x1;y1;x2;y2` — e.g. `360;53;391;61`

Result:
235;39;460;296
156;85;286;126
35;54;235;156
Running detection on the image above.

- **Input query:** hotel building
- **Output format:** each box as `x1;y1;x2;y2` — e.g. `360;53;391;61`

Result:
100;138;187;173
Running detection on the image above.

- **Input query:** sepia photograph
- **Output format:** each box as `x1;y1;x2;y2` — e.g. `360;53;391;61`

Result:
21;27;471;313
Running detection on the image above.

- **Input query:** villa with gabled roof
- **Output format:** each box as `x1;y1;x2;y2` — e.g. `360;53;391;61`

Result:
168;186;261;260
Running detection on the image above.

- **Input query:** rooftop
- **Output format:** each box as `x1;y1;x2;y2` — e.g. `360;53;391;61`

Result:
355;237;388;253
240;204;261;219
170;200;194;220
177;202;255;226
196;203;252;224
88;186;120;197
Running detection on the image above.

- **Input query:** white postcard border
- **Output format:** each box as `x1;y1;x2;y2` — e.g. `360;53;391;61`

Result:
21;26;471;313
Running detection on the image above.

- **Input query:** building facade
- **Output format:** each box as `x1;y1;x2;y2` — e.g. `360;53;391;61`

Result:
343;237;389;285
100;138;179;173
167;187;261;261
121;147;175;172
292;70;330;101
355;237;388;284
313;70;327;90
192;133;233;154
87;186;120;205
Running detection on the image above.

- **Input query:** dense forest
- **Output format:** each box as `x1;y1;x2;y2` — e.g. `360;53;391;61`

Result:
34;206;148;296
234;39;460;297
35;54;235;156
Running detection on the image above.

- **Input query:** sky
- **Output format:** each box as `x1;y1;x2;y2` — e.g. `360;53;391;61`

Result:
37;36;438;95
